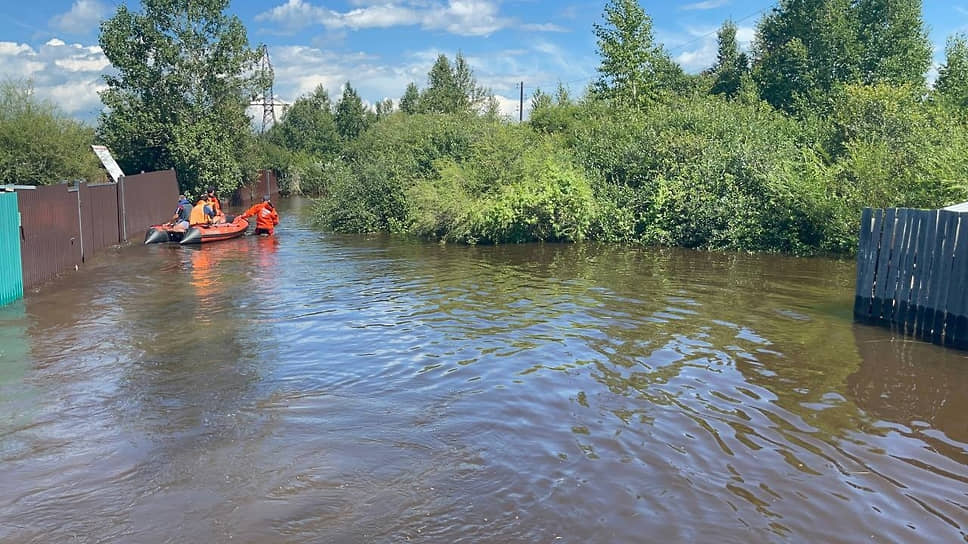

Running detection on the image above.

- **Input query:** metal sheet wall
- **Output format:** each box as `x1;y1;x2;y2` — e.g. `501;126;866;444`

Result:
0;191;23;305
14;169;178;291
121;169;179;241
81;183;120;254
18;184;82;290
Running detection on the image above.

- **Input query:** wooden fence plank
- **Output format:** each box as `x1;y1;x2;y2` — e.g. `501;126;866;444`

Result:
862;209;884;323
853;207;874;319
872;208;898;324
943;216;967;346
894;210;917;329
912;210;938;337
929;212;958;344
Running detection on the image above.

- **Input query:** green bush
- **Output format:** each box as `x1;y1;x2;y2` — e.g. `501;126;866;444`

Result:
0;80;102;185
408;131;598;243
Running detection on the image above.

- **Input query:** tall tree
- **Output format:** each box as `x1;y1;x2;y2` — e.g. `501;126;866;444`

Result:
420;55;463;114
936;33;968;108
97;0;262;195
335;82;367;140
593;0;680;108
276;85;338;157
711;20;749;99
400;82;420;114
856;0;931;87
754;0;930;112
754;0;859;112
453;52;490;112
531;88;553;113
375;98;394;118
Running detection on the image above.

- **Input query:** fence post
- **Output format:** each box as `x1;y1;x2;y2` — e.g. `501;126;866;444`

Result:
74;181;86;262
117;175;127;243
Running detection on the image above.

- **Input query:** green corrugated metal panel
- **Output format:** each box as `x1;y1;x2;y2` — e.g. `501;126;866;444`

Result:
0;192;24;306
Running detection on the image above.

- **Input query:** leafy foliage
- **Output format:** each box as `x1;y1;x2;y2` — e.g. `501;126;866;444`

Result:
593;0;682;108
0;80;102;185
335;82;368;140
97;0;262;197
936;34;968;109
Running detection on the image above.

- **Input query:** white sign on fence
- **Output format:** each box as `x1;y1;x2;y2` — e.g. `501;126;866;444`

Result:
91;145;125;183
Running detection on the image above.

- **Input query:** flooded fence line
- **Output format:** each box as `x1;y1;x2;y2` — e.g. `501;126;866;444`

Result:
854;207;968;349
1;169;179;298
232;169;279;206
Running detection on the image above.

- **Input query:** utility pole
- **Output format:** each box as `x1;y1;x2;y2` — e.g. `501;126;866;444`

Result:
519;81;524;122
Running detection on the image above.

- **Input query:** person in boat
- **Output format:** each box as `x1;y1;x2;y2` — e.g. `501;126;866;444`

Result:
239;195;279;236
167;195;193;233
189;195;216;226
206;186;226;224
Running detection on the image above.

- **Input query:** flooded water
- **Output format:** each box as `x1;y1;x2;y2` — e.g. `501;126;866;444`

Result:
1;198;966;543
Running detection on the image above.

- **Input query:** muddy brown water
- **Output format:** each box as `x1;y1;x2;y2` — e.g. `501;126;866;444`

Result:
0;198;966;543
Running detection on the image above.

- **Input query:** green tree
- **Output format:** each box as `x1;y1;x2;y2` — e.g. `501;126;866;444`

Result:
276;85;339;156
936;33;968;108
754;0;859;112
531;88;553;113
855;0;931;87
335;82;367;140
711;20;749;99
593;0;679;108
754;0;930;113
0;80;102;185
400;82;420;114
453;51;490;112
375;98;394;118
421;55;463;114
97;0;262;196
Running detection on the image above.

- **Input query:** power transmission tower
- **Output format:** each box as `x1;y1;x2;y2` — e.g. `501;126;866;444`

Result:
251;45;287;133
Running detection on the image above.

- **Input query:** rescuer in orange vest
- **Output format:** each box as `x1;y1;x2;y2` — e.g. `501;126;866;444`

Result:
206;186;226;224
239;195;279;235
189;195;216;226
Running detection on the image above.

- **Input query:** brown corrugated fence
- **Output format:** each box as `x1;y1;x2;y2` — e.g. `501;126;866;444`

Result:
17;184;83;290
16;169;179;290
122;169;180;239
14;169;276;291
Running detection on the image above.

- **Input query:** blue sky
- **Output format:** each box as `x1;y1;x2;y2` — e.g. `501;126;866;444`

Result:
1;1;965;122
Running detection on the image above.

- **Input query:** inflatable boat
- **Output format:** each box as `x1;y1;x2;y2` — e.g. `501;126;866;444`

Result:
145;216;249;245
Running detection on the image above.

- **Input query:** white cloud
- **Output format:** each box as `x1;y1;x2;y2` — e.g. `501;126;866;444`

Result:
256;0;512;36
520;23;569;33
49;0;109;35
680;0;729;10
492;94;521;119
0;39;109;117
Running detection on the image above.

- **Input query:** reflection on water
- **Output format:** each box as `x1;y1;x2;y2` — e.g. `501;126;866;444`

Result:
0;199;966;543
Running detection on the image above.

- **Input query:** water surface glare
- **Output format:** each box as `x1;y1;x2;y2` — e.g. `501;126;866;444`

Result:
1;198;966;543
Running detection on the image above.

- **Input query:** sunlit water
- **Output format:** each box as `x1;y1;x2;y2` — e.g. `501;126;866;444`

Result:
1;198;966;543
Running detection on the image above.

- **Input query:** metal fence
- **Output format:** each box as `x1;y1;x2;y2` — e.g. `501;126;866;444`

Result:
4;168;274;296
14;169;179;291
854;207;968;349
122;169;180;238
18;183;83;290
